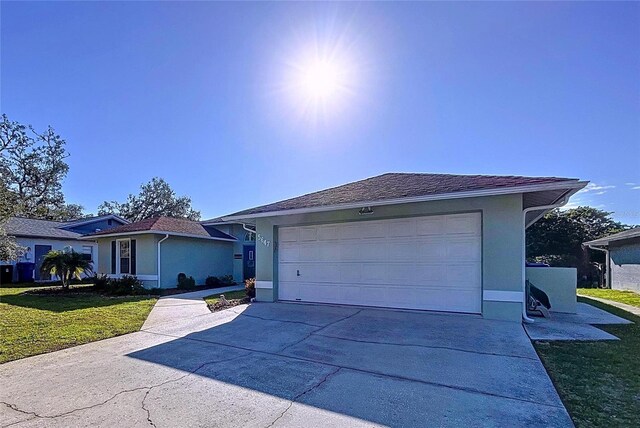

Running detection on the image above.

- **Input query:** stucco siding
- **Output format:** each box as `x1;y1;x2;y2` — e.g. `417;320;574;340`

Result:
254;193;525;321
610;240;640;292
159;236;233;288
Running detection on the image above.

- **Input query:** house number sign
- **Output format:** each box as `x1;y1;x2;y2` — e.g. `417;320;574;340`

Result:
257;233;271;247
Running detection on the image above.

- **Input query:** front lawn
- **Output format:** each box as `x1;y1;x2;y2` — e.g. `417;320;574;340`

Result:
0;286;157;364
534;297;640;427
577;288;640;307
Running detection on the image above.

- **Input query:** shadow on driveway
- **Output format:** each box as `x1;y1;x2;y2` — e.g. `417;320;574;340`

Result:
127;303;574;427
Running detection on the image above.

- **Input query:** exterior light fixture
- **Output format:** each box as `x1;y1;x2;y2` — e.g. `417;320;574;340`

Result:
358;206;374;216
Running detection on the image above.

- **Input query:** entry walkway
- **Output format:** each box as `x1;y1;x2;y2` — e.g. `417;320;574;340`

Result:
142;285;244;330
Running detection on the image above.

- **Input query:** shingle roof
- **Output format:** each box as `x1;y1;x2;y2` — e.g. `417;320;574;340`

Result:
584;227;640;246
85;216;236;240
4;217;82;239
224;173;582;217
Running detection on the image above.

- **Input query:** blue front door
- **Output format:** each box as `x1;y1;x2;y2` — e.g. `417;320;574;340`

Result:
34;245;52;280
243;245;256;280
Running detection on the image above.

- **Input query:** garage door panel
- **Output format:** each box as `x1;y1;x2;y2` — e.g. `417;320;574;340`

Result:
318;226;339;241
279;228;299;242
387;241;417;261
279;243;299;262
389;219;416;237
300;227;318;241
278;213;481;314
445;238;481;261
339;264;362;282
416;217;446;235
445;214;481;235
361;264;388;283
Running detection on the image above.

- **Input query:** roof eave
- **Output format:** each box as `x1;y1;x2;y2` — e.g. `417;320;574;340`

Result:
79;230;237;242
221;180;589;222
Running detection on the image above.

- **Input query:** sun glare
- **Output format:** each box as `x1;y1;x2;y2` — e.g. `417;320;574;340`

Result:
298;59;346;101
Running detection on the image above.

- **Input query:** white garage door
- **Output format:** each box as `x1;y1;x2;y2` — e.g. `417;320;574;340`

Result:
278;213;482;313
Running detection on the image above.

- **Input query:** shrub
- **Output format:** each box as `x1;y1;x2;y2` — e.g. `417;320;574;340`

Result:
220;275;235;286
245;277;256;298
92;274;110;291
205;276;221;288
177;273;196;290
92;275;146;295
110;275;146;296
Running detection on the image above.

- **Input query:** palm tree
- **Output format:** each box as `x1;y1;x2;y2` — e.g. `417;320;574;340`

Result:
40;247;93;290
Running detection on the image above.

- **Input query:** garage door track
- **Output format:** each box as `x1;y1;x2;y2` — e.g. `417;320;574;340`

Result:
0;303;573;427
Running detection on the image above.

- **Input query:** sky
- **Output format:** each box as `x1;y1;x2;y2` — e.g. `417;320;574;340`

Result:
1;1;639;224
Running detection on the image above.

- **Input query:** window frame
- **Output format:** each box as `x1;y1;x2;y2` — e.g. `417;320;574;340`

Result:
116;238;131;275
81;245;93;262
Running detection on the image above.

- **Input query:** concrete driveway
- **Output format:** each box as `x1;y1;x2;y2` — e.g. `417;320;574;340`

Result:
0;302;573;427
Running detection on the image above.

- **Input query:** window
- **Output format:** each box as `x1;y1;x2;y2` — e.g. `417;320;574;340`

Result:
82;246;93;262
244;232;256;242
118;240;130;274
108;219;113;226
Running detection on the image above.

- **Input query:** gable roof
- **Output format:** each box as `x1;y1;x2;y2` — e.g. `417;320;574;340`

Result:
221;173;586;219
82;216;236;241
4;215;129;240
584;227;640;247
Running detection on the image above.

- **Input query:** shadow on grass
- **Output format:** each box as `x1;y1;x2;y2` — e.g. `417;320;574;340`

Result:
0;288;154;312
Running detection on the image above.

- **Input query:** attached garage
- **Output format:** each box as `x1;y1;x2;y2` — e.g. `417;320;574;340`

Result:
277;213;481;313
219;172;587;322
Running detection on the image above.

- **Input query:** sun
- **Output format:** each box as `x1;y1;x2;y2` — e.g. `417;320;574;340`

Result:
298;59;346;101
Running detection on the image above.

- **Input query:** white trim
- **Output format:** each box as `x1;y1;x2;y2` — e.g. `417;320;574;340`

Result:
255;280;273;289
116;238;132;275
107;274;158;281
221;181;589;221
79;230;236;242
157;234;170;289
483;290;524;302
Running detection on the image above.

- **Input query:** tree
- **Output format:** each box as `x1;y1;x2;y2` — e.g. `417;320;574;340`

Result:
0;114;84;221
526;206;631;283
98;177;200;222
40;247;93;290
0;181;23;260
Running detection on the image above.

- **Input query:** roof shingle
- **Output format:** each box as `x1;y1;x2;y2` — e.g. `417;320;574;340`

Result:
86;216;236;240
223;173;581;218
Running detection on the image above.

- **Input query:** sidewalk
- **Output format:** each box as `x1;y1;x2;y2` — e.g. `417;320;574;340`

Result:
142;285;244;330
578;294;640;317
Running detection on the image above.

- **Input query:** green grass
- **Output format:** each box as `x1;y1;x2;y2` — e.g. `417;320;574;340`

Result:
204;290;247;305
534;297;640;427
0;286;157;364
577;288;640;308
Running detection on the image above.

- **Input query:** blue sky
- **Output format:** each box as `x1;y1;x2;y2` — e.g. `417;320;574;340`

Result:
2;2;639;224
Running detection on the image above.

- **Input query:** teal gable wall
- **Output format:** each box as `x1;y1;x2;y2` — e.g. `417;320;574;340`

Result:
159;236;233;288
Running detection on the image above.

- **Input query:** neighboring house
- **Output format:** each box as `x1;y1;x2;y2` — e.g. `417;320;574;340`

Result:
218;173;587;322
1;214;129;282
199;218;256;284
81;216;237;289
584;227;640;292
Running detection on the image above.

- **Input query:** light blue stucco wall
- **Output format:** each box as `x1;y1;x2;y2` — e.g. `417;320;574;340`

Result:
96;234;159;288
610;239;640;292
254;194;525;322
159;236;234;288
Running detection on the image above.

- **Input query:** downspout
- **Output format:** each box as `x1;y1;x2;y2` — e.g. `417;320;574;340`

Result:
157;234;169;288
522;196;570;323
242;223;256;236
587;245;610;288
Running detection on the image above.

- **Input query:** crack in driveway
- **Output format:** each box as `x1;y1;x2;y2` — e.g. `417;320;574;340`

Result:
265;367;342;428
0;354;249;428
